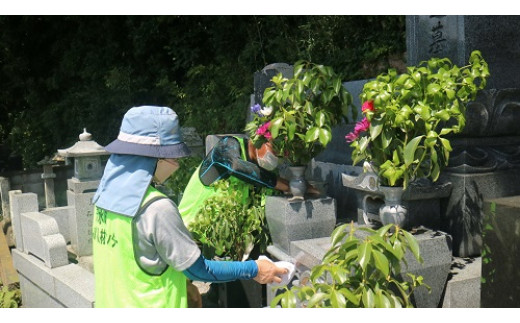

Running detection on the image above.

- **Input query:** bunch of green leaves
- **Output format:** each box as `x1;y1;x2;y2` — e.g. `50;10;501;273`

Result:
246;61;355;166
1;284;22;308
188;179;271;261
271;222;430;308
350;50;490;188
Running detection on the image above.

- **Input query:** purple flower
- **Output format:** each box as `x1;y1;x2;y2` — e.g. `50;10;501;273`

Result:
251;104;262;116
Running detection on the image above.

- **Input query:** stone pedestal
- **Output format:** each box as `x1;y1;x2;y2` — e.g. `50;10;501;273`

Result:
342;171;452;231
441;170;520;257
67;178;98;257
442;257;481;308
481;195;520;307
268;226;452;308
265;196;336;255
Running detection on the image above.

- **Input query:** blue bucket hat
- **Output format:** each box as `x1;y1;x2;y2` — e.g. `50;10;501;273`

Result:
105;105;191;158
94;106;190;217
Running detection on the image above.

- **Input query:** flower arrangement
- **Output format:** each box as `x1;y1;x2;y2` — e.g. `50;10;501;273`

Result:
347;50;490;188
246;61;355;166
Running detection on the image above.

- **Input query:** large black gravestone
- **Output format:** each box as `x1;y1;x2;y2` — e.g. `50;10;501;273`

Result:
407;15;520;257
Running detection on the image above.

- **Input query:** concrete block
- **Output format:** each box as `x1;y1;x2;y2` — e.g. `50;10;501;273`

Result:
18;275;65;308
67;177;100;194
20;212;68;268
286;226;452;308
53;264;95;308
8;190;39;251
12;249;94;308
442;257;481;308
67;190;95;256
265;196;336;254
42;206;73;243
12;249;55;295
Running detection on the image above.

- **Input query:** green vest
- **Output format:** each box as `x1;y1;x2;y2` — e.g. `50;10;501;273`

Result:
179;136;250;226
92;186;187;308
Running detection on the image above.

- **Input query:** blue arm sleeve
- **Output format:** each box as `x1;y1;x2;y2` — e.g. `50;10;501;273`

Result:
183;254;258;283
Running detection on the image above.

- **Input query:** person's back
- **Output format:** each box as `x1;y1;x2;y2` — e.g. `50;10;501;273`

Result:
92;106;288;308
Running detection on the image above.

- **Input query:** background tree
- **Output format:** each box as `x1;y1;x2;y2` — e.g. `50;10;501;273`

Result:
0;16;405;170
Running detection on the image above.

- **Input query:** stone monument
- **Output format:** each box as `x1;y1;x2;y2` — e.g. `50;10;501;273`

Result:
8;128;108;307
57;129;109;257
10;188;95;307
407;15;520;258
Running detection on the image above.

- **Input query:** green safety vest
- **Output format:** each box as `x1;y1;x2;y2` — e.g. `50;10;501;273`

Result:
179;136;250;226
92;186;188;308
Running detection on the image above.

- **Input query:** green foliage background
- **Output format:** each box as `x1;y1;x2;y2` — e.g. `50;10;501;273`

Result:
0;16;405;170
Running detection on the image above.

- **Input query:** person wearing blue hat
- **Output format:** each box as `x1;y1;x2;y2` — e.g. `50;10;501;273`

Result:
92;106;287;308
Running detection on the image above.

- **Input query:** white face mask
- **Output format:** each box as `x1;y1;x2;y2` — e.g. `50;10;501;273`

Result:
256;150;279;171
153;159;180;184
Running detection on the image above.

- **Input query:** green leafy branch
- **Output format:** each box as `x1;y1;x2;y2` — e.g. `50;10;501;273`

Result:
188;179;271;261
351;50;489;188
271;222;430;308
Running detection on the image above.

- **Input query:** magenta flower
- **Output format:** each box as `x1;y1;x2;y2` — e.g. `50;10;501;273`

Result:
345;132;358;143
345;117;370;143
354;117;370;133
256;121;272;139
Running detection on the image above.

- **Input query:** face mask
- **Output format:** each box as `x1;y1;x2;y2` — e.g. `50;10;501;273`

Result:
153;159;180;184
256;149;279;171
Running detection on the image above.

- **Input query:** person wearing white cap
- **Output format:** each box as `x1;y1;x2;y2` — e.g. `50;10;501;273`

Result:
92;106;287;308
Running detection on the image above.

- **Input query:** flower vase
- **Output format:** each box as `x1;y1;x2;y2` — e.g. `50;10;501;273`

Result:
379;186;408;228
288;166;307;200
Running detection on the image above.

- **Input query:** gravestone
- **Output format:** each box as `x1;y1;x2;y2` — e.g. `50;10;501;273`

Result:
252;63;293;111
407;15;520;257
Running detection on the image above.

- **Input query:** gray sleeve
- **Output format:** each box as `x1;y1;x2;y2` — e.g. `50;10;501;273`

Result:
134;198;201;273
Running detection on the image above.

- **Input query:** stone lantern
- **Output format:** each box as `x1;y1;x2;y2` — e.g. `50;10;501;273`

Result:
57;129;109;257
57;129;109;181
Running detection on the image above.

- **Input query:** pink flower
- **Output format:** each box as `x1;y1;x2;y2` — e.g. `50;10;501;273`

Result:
354;117;370;133
362;100;374;113
345;117;370;143
256;121;272;139
345;132;358;143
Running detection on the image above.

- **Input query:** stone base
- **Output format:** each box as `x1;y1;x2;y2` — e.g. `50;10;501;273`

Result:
265;196;336;254
12;249;94;308
441;170;520;257
268;225;452;308
442;257;481;308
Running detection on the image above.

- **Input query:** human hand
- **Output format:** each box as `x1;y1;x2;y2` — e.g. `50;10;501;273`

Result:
253;259;288;284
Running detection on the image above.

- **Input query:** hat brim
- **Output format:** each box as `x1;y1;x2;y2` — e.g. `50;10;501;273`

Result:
105;139;191;159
